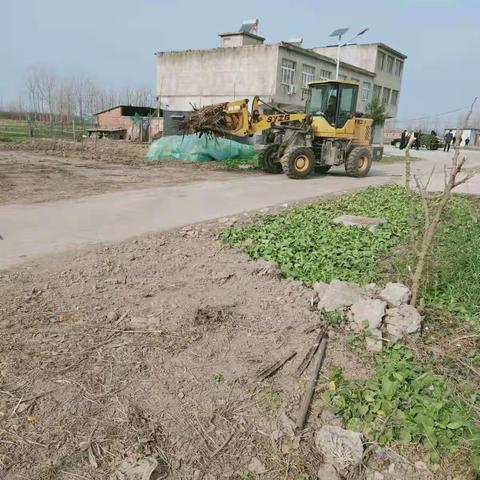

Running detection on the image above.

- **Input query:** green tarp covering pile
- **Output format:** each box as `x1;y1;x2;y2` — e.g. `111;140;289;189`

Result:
146;135;255;162
147;135;255;162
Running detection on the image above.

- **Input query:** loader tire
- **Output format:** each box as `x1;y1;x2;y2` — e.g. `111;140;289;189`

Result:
281;147;315;179
345;147;372;178
259;145;282;174
315;165;331;174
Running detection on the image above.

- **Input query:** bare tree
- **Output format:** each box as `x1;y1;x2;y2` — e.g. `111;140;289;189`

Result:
19;64;155;122
408;97;478;307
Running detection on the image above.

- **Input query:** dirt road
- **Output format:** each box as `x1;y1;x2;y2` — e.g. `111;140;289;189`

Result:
1;144;479;270
0;172;390;269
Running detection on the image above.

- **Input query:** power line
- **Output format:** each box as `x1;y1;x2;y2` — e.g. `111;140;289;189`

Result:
392;105;480;124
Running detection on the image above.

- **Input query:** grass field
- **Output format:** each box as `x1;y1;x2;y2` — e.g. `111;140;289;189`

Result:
0;119;92;141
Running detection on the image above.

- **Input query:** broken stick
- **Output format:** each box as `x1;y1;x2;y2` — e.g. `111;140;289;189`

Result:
257;350;297;381
296;327;327;377
294;334;328;434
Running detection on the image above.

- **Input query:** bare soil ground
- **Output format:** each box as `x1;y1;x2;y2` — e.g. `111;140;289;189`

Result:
0;140;254;205
0;217;376;480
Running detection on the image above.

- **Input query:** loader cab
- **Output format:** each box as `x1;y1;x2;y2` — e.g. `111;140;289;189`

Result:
306;81;359;128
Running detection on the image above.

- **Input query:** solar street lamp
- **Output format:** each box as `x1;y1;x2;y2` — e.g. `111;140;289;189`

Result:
330;27;369;80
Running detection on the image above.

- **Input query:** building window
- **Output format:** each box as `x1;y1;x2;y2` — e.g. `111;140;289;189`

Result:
382;87;391;105
395;59;403;76
338;74;347;80
387;56;394;74
302;64;315;87
391;90;399;106
319;69;332;80
281;59;296;86
373;84;381;100
362;82;371;101
377;52;386;71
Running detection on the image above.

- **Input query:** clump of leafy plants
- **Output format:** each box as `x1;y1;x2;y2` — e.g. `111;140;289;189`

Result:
221;185;416;285
322;309;347;327
213;372;225;383
327;344;480;471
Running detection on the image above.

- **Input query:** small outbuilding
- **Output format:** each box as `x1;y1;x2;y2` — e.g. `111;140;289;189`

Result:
89;105;163;141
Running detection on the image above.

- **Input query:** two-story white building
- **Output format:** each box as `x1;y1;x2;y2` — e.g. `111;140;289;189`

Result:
155;30;406;121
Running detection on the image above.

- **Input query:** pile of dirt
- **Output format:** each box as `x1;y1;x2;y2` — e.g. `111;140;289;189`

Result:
0;222;371;479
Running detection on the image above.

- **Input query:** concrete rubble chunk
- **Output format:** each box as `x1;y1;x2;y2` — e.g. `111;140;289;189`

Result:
379;282;411;307
115;456;159;480
350;298;387;330
318;280;366;312
385;304;422;339
333;215;386;233
107;310;120;322
315;425;364;477
313;281;329;300
248;457;266;475
317;463;342;480
365;283;381;297
366;328;383;352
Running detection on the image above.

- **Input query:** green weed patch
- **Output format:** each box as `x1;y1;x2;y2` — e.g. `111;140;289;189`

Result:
222;185;414;285
223;156;259;170
328;344;480;471
222;185;480;323
425;196;480;321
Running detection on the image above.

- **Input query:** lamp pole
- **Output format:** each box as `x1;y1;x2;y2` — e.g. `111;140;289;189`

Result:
330;28;369;80
335;34;343;80
330;28;349;80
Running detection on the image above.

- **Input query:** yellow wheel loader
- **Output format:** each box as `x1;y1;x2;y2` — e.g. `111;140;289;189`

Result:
185;80;383;179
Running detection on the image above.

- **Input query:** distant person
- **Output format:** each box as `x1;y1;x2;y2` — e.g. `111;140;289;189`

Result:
399;129;407;149
444;130;453;152
431;129;437;136
454;128;463;147
414;130;421;150
465;137;470;146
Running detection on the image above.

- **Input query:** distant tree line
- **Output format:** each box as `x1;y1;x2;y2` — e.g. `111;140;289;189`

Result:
0;65;156;123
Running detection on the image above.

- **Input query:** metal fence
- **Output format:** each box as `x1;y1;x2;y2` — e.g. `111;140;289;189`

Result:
0;117;96;142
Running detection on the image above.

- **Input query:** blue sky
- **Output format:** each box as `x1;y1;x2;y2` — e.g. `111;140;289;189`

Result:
2;0;479;121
